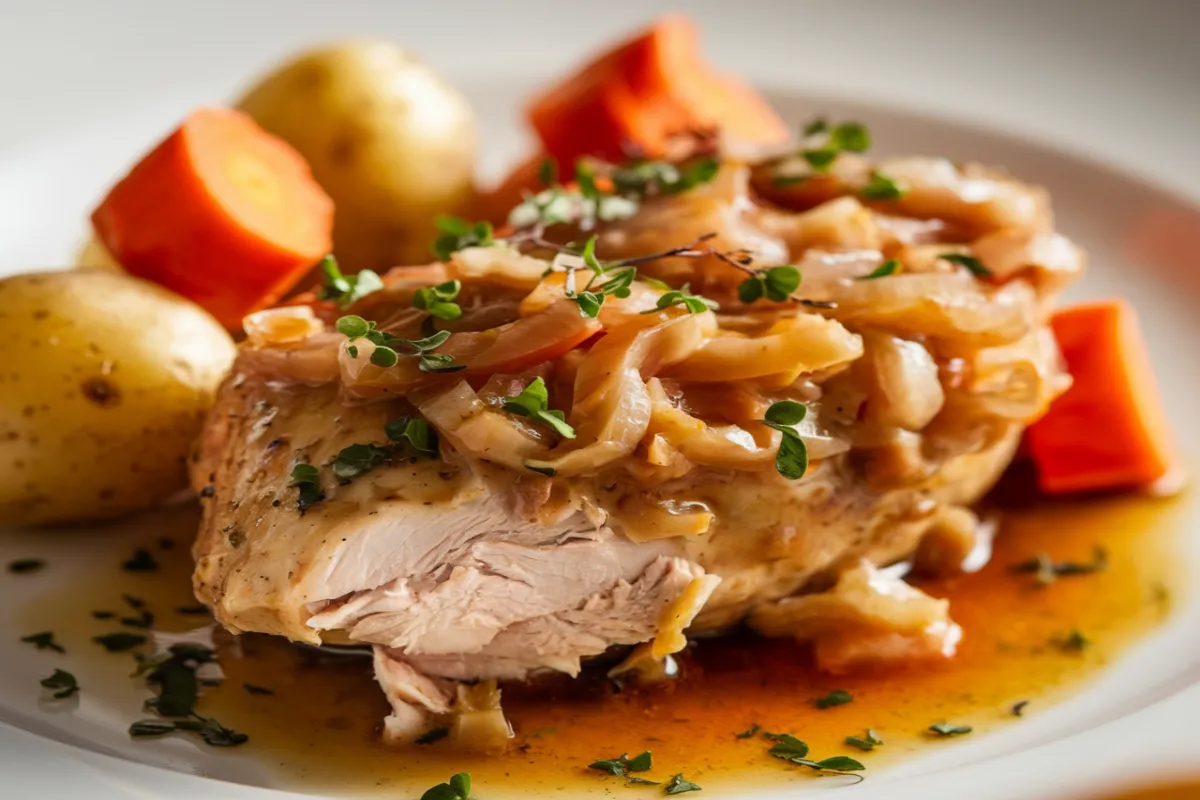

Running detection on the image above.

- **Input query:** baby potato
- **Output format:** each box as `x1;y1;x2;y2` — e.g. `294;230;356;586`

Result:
0;270;236;526
237;41;478;273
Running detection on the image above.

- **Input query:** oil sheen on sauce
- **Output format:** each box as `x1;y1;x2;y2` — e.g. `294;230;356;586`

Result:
18;484;1186;798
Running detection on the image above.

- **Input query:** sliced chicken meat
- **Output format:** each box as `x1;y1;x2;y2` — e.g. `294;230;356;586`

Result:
192;151;1078;742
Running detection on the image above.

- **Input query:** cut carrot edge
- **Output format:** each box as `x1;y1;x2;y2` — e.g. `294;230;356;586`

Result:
91;107;333;329
1026;299;1179;494
527;15;789;170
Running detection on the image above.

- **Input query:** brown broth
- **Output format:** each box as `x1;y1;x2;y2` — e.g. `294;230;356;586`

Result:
18;487;1187;798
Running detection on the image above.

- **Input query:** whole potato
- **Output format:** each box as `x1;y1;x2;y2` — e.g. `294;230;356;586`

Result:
237;41;478;273
0;270;236;526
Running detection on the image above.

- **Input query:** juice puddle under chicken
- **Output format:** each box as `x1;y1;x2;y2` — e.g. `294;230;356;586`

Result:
19;482;1185;798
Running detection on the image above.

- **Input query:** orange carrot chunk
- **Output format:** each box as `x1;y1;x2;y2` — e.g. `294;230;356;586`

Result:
1027;299;1177;494
528;15;789;170
91;107;333;329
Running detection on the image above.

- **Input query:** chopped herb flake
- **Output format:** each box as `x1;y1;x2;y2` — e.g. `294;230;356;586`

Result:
815;689;853;709
21;631;65;653
1011;546;1107;585
765;732;810;759
861;170;906;201
8;558;45;574
289;462;325;513
122;549;158;572
929;722;972;737
384;416;439;457
939;252;992;278
859;259;900;280
845;729;883;751
91;610;117;620
175;605;209;616
243;683;274;696
40;668;79;699
1011;700;1029;717
415;726;450;745
664;773;703;794
1055;629;1091;652
332;442;392;480
129;714;248;747
93;632;146;653
735;723;761;739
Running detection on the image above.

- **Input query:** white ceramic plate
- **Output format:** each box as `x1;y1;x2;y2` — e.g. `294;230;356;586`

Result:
3;2;1200;798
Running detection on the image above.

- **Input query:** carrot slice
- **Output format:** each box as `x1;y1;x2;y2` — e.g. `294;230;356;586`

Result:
1026;299;1177;494
91;107;333;329
528;15;789;170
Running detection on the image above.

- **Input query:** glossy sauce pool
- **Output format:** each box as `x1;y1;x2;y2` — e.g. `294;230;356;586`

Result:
18;484;1187;798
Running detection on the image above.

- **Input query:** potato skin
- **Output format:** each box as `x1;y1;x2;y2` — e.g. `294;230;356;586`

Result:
0;270;236;526
237;41;478;273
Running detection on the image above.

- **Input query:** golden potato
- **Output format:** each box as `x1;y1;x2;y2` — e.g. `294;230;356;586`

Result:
237;41;478;273
0;270;236;526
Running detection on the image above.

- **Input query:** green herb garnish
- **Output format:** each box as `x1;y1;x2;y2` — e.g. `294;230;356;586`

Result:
122;549;158;572
644;284;718;315
129;713;248;747
1011;700;1029;717
316;255;383;308
289;462;325;513
763;401;809;480
120;610;154;630
765;732;810;759
331;443;392;480
538;157;558;187
337;317;464;373
21;631;65;653
803;117;829;137
142;643;214;716
413;279;463;321
859;259;900;280
415;726;450;745
1010;546;1107;585
503;378;576;439
815;689;853;709
92;610;117;620
420;772;471;800
610;156;720;197
939;253;992;278
588;751;652;778
735;723;761;739
385;416;439;457
845;729;883;751
1055;629;1090;652
524;461;557;477
40;669;79;699
664;773;703;794
8;558;45;574
765;732;865;775
432;215;494;261
797;121;871;173
93;632;146;653
738;265;801;304
929;722;972;737
861;170;906;201
244;683;274;696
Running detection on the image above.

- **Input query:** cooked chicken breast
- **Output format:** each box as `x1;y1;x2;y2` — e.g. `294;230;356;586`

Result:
192;152;1077;741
